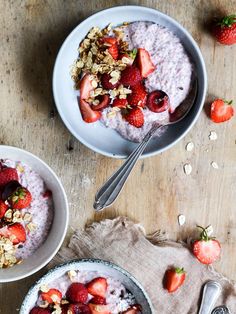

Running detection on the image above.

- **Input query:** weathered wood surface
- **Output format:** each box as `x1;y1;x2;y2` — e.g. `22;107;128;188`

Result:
0;0;236;312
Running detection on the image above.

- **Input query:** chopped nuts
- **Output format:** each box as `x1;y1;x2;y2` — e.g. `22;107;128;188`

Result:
26;222;37;233
68;269;77;281
40;284;50;293
0;236;19;268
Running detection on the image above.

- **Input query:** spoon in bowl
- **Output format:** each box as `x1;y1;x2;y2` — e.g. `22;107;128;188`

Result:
94;80;198;211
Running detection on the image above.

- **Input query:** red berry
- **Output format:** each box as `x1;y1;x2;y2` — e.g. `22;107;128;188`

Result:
0;167;18;188
66;282;88;303
0;200;8;219
80;74;94;100
210;99;234;123
212;15;236;45
164;268;186;293
192;226;221;264
79;99;102;123
146;90;170;113
91;95;110;111
87;277;108;298
120;66;142;87
112;98;128;109
127;83;147;108
101;73;120;90
43;190;52;198
137;48;155;78
124;108;144;128
122;305;142;314
100;37;119;60
90;296;106;305
41;288;62;304
9;187;32;210
64;303;92;314
30;307;51;314
7;223;26;244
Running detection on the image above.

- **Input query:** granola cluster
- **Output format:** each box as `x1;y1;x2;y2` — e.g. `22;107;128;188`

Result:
0;206;36;268
71;23;137;115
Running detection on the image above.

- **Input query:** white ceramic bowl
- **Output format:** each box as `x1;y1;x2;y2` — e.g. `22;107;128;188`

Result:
20;259;154;313
0;146;69;282
53;5;207;159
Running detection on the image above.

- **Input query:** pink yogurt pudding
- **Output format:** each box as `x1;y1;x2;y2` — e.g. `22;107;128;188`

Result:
0;159;53;263
101;21;192;142
32;270;141;314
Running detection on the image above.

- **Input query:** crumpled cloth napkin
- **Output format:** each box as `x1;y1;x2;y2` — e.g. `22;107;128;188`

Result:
50;217;236;313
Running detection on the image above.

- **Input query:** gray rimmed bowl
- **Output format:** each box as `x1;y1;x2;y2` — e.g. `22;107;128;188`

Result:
20;259;154;313
0;146;69;282
53;5;207;159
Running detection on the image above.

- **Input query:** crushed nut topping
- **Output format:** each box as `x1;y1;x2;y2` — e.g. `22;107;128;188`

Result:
0;236;19;268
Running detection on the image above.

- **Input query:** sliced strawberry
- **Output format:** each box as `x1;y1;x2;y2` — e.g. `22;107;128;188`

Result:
127;83;147;108
88;304;110;314
193;226;221;264
101;73;119;90
0;166;19;188
90;296;106;305
0;200;8;219
9;187;32;210
124;108;144;128
87;277;108;298
210;99;234;123
120;66;142;87
30;307;51;314
112;98;128;109
80;74;94;100
7;223;26;244
137;48;155;78
164;268;186;293
100;37;119;60
66;282;88;303
91;95;110;111
41;288;62;304
146;90;170;113
79;99;102;123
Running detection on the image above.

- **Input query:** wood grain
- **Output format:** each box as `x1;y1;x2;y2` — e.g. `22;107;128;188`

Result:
0;0;236;312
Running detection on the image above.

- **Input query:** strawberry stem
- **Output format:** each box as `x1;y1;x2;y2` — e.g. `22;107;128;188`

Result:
197;225;210;241
223;99;233;105
218;15;236;27
175;267;185;274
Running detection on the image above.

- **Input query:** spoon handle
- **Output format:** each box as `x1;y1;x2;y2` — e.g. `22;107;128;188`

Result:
93;124;162;211
198;281;222;314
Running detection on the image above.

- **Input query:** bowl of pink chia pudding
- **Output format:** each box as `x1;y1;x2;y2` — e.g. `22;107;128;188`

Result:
0;146;69;282
20;259;154;314
53;5;207;158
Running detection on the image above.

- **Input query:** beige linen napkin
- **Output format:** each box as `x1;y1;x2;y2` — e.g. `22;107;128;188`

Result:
50;217;236;313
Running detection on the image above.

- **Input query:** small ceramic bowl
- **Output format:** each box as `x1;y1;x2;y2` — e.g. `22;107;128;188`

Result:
20;259;154;313
53;5;207;159
0;146;69;282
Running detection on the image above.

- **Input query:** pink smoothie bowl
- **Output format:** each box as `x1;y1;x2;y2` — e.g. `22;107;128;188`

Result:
0;146;69;282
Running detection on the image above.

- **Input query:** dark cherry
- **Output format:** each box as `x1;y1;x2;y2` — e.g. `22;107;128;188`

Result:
1;180;22;201
146;90;170;113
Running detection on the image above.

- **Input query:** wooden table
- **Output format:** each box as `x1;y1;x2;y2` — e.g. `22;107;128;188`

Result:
1;0;236;312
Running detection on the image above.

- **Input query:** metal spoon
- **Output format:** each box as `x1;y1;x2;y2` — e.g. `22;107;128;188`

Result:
94;80;198;211
198;281;222;314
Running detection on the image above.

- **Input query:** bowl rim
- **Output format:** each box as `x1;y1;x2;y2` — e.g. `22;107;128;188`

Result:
53;5;207;159
20;258;154;313
0;145;69;282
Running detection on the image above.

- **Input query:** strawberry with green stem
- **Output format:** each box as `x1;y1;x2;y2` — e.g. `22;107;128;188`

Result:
212;15;236;45
9;186;32;210
210;99;234;123
164;267;186;293
193;225;221;264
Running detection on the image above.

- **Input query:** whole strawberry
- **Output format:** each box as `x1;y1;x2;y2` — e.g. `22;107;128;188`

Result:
212;15;236;45
0;165;18;188
127;83;147;108
9;187;32;210
193;225;221;265
124;108;144;128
